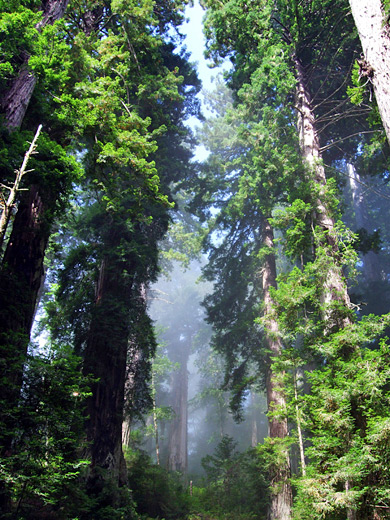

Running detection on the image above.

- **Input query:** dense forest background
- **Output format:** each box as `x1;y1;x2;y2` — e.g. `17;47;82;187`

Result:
1;0;390;519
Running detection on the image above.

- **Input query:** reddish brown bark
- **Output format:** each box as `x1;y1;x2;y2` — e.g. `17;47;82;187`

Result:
0;185;51;460
82;256;130;490
0;186;49;368
1;0;69;130
0;0;70;424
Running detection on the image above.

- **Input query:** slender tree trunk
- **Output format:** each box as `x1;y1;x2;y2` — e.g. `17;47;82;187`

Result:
151;372;161;465
1;0;69;130
262;216;292;520
295;55;359;517
293;370;306;476
168;340;189;475
82;254;130;492
122;344;142;448
251;390;258;448
294;54;353;331
122;418;131;448
349;0;390;146
0;124;42;251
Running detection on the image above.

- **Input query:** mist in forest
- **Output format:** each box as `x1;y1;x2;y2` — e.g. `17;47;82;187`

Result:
135;259;269;478
341;162;390;318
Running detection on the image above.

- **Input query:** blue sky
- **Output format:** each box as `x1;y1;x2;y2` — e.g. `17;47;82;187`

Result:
180;1;229;158
180;0;216;91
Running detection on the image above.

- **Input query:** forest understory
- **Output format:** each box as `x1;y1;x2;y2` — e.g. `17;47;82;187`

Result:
2;0;390;519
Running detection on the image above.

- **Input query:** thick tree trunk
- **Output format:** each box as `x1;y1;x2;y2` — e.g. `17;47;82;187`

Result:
262;217;292;520
82;256;130;491
1;0;69;130
349;0;390;146
294;55;353;331
168;341;189;475
0;186;50;444
0;0;70;455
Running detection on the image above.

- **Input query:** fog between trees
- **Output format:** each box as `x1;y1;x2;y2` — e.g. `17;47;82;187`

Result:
2;1;390;519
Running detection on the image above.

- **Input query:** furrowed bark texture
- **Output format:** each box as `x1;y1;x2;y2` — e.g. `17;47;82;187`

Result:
83;255;130;491
0;186;50;443
0;0;70;426
262;217;292;520
294;55;353;331
349;0;390;146
1;0;69;130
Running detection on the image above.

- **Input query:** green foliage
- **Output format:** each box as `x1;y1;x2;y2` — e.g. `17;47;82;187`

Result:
0;347;91;519
0;1;40;83
355;227;382;254
126;447;190;519
271;220;358;342
384;0;390;23
77;473;139;520
197;435;269;520
347;60;368;107
292;334;390;519
271;199;313;260
1;0;201;517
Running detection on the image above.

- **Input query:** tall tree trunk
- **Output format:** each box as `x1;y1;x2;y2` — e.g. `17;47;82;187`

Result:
151;372;161;465
122;345;142;448
294;54;353;331
0;0;70;462
1;0;69;130
261;216;292;520
0;186;50;441
168;341;189;475
0;183;52;513
349;0;390;146
295;55;358;518
251;390;258;448
82;254;130;492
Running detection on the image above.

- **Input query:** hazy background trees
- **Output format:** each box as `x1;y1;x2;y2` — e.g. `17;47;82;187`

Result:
2;0;390;519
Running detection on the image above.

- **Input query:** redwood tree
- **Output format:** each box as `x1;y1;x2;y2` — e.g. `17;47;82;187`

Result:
349;0;390;145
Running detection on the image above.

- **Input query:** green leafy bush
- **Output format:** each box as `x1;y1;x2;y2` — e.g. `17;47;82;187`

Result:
126;447;190;519
197;435;269;520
